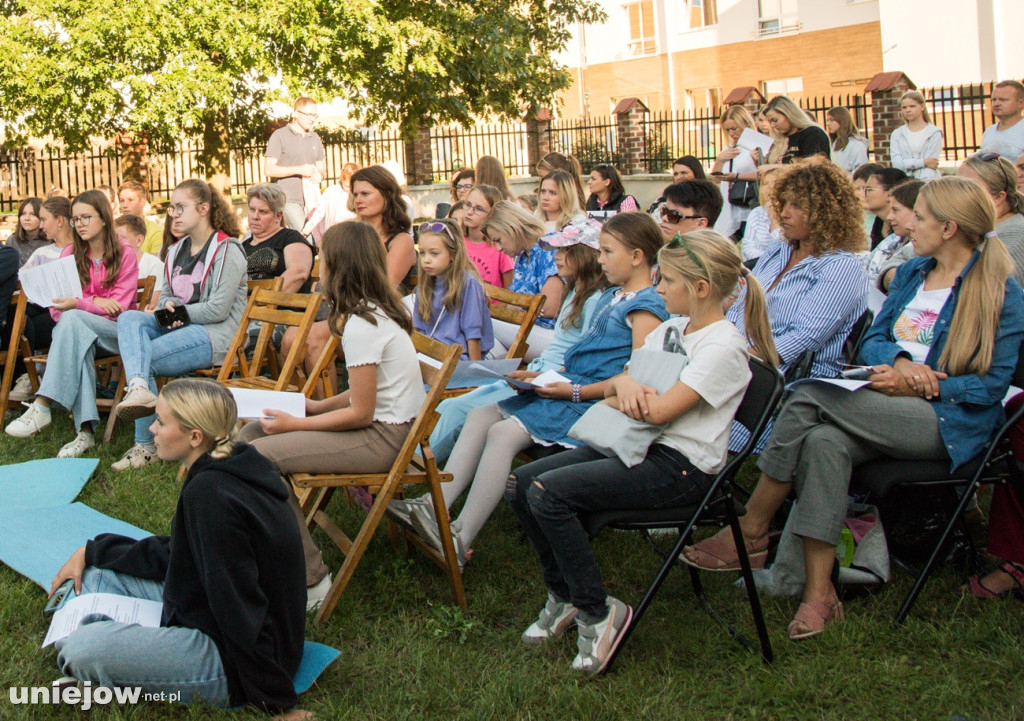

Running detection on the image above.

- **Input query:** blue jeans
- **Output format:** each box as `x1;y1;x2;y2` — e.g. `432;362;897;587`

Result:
506;444;710;621
54;567;229;706
116;311;213;445
38;310;120;431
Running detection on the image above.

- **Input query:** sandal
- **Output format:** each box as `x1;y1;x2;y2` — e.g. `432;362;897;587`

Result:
963;561;1024;600
680;527;769;572
787;590;844;641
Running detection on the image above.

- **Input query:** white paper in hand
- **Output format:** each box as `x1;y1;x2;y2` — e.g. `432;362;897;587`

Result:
43;593;163;647
229;388;307;419
737;127;775;158
18;255;83;308
531;369;570;386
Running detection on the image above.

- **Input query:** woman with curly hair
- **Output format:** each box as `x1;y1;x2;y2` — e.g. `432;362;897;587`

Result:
726;157;868;381
685;176;1024;639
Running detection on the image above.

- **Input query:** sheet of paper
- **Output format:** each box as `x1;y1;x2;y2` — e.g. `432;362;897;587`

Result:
736;127;775;158
531;369;571;386
43;593;163;647
417;352;443;369
229;388;307;419
447;358;524;389
787;377;872;392
18;255;83;308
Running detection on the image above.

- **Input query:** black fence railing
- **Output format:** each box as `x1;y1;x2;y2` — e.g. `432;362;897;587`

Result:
922;81;994;160
549;115;619;173
431;123;530;182
799;93;872;146
643;108;721;171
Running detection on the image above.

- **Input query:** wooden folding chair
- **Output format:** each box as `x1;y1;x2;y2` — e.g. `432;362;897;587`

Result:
23;276;156;442
289;333;464;624
0;287;29;413
215;287;322;395
196;277;284;379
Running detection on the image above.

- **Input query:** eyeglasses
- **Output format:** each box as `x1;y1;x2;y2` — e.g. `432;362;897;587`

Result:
71;214;98;226
455;182;474;191
418;221;459;245
666;233;708;274
662;209;701;224
166;203;195;217
296;110;319;120
862;186;886;194
463;203;490;215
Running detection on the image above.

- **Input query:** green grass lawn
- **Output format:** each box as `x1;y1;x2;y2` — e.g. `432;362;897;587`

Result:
1;412;1023;720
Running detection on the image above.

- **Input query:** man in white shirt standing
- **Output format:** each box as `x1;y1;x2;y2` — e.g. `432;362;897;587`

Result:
264;98;326;231
980;80;1024;160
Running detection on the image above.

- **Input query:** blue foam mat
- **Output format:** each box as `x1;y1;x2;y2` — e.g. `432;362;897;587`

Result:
0;458;99;510
0;501;339;694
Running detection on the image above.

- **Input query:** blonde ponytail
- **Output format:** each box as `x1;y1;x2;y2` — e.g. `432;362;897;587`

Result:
741;271;781;367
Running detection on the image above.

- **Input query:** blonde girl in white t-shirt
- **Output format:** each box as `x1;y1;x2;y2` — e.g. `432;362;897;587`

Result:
238;220;426;603
505;229;779;675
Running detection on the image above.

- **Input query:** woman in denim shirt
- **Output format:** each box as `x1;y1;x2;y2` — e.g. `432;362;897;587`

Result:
684;177;1024;641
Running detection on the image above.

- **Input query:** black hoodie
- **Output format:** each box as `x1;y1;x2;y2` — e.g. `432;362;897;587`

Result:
84;444;306;713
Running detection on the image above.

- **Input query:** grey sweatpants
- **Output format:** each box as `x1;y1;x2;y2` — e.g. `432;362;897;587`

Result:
757;383;947;545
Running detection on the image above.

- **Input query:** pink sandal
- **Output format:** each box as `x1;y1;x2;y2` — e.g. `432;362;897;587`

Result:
963;561;1024;600
680;527;769;572
788;590;844;640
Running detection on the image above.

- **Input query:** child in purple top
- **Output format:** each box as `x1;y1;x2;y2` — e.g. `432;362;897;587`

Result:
413;219;494;360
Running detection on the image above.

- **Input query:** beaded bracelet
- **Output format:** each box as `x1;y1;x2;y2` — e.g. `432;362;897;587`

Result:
571;383;582;403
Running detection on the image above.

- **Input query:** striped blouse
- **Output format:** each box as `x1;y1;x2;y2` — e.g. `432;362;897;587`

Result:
727;238;869;378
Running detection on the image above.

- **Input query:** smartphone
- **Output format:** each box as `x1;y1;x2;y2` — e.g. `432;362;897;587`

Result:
155;305;189;328
45;579;74;614
840;366;874;381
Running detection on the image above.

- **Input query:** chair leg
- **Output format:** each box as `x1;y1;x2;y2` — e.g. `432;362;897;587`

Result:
425;462;468;609
102;371;128;444
895;482;979;625
725;492;773;663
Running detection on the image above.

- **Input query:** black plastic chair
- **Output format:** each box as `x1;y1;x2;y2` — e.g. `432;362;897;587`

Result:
580;355;785;670
849;338;1024;623
844;309;875;366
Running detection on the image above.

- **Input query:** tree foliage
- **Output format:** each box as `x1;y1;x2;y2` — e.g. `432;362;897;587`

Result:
0;0;604;152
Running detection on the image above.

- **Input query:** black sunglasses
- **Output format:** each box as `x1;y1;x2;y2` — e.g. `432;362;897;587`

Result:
662;208;702;224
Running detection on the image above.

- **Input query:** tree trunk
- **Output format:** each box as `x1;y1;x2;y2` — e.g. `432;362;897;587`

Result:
199;106;232;197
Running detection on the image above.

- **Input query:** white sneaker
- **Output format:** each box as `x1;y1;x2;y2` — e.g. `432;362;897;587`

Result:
115;386;158;421
5;402;51;438
410;505;469;571
386;496;431;526
111;444;159;471
306;574;333;612
522;592;578;645
8;373;33;402
572;596;634;675
58;431;95;458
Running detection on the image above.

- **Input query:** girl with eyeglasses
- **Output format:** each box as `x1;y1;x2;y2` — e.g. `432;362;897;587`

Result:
509;230;778;674
238;221;427;603
110;179;247;472
957;153;1024;286
6;197;46;266
5;190;139;458
449;167;475;203
413;218;494;360
863;167;908;250
406;212;667;572
460;184;513;289
890;91;943;181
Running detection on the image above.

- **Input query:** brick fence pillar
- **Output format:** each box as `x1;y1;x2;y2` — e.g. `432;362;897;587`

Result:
404;122;434;185
723;86;767;117
525;108;552;176
117;132;151;190
864;71;916;165
613;98;649;175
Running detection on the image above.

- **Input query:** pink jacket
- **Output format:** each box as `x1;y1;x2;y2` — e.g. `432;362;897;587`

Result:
50;243;140;323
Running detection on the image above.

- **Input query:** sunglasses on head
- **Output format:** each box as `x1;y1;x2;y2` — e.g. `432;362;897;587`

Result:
418;221;458;245
662;208;701;225
973;151;1001;162
666;233;708;274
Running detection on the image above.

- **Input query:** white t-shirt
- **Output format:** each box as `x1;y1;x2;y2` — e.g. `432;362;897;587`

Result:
341;306;425;424
981;120;1024;160
642;318;751;474
892;285;951;363
138;252;164;280
906;127;931;157
23;243;62;268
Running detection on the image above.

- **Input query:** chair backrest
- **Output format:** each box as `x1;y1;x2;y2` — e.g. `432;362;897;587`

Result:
483;283;545;361
309;256;320;285
844;308;875;365
247;277;284;295
136;275;156;310
782;348;814;385
728;356;786;469
217;288;322;387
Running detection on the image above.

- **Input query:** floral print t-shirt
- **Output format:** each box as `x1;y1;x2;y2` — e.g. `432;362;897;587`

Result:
511;242;560;328
893;284;951;363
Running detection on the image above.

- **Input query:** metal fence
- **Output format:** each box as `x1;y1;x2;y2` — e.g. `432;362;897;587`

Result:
643;107;721;171
549;115;619;173
921;81;993;160
799;92;872;146
431;122;530;182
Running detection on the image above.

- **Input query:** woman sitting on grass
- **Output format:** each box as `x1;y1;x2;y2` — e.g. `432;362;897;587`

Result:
237;220;426;607
507;229;777;674
50;379;308;718
683;177;1024;640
